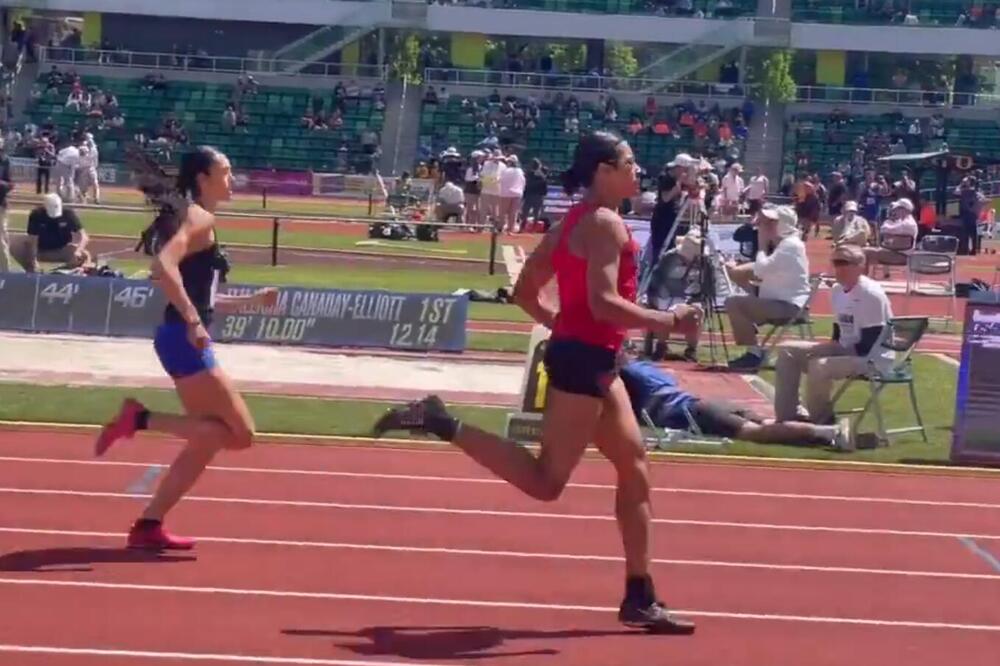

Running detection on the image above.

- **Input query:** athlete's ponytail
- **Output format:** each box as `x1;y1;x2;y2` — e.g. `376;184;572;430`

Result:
560;130;623;196
129;145;221;255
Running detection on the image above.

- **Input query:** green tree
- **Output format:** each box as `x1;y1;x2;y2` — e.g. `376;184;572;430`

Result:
388;31;423;84
746;48;797;102
548;43;587;73
606;42;638;78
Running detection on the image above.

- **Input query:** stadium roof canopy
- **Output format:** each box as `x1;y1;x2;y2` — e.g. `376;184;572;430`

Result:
876;150;949;164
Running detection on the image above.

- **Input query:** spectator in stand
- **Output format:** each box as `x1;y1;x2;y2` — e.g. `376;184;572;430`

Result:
424;86;438;105
724;205;812;371
831;201;869;247
744;166;768;215
498;154;525;234
865;199;918;277
521;158;549;229
11;193;90;272
222;104;237;132
65;86;85;112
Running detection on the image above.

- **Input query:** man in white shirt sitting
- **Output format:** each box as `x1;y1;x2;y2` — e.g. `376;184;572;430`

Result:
865;198;918;277
831;200;869;247
773;244;893;441
724;204;812;370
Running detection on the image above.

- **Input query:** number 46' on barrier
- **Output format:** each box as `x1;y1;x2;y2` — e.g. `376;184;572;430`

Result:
113;285;154;309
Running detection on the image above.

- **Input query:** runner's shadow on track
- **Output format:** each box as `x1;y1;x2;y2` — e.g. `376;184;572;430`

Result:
0;547;196;572
282;625;642;660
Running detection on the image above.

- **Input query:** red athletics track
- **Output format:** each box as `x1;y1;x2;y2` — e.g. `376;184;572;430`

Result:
0;430;998;665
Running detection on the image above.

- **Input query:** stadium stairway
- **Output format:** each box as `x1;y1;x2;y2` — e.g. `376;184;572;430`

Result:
378;79;422;176
743;98;786;182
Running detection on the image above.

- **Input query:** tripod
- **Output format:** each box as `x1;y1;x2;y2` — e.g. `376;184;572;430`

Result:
638;193;732;365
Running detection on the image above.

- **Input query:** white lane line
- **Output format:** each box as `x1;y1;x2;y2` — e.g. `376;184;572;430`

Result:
1;578;998;633
1;456;996;510
1;526;996;582
2;487;999;541
0;645;451;665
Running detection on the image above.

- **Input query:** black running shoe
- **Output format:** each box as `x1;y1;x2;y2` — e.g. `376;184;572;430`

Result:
619;599;696;635
372;395;451;438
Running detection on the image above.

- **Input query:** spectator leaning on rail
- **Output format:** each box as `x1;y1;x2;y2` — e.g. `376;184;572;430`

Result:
773;244;892;437
11;193;90;273
723;204;812;371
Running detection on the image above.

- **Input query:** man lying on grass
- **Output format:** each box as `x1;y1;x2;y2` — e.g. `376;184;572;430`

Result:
620;356;854;451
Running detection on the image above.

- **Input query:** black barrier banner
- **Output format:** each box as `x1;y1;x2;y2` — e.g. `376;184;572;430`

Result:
0;273;468;352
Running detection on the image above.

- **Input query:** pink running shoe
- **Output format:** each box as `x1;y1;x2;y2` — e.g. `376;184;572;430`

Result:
127;521;195;551
94;398;145;457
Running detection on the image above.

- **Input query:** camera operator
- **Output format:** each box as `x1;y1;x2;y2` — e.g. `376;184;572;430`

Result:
723;204;812;371
649;153;696;263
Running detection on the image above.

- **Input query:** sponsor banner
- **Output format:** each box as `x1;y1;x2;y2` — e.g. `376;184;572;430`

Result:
233;169;312;196
0;273;469;353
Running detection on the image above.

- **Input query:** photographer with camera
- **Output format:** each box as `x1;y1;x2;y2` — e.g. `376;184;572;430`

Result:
723;204;812;371
649;154;695;263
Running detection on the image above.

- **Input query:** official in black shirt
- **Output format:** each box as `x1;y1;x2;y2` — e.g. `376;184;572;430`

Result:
11;193;91;272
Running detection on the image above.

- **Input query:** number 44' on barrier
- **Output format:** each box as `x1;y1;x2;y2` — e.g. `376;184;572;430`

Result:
40;282;80;305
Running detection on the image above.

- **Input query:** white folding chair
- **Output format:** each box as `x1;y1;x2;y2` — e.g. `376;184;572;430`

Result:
758;275;823;364
905;242;957;328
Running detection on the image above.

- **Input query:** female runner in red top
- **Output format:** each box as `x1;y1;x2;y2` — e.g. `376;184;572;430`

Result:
375;131;701;634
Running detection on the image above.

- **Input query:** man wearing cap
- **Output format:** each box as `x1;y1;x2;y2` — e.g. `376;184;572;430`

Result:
11;193;91;273
831;200;869;247
773;244;893;438
865;198;917;277
649;154;692;262
723;205;812;371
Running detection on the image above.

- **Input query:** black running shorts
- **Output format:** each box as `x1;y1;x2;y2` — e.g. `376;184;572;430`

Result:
544;338;621;399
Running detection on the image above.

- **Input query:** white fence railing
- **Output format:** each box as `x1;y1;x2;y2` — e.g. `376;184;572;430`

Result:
39;46;387;81
423;67;751;99
795;85;1000;109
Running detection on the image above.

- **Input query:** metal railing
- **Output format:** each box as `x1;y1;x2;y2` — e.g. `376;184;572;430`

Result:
794;85;1000;109
445;0;755;18
39;46;388;81
423;67;751;98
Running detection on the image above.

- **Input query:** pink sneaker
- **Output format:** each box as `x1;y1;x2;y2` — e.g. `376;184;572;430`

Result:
94;398;145;457
127;522;195;551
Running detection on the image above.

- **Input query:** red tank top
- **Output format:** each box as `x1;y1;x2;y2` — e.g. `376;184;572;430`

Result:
551;202;640;351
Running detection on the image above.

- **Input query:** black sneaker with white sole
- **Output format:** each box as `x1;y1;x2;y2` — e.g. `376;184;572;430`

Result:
619;599;696;635
372;395;458;441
